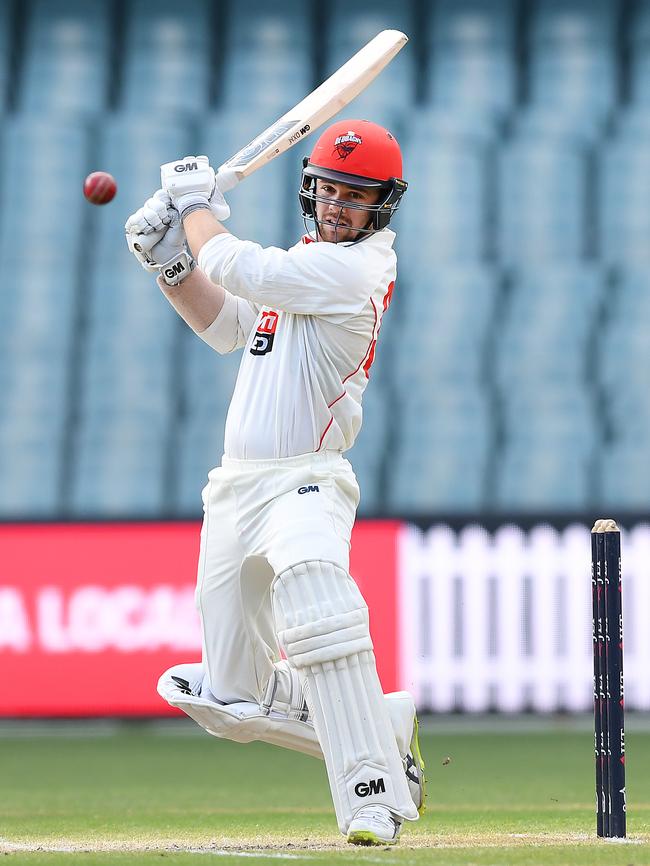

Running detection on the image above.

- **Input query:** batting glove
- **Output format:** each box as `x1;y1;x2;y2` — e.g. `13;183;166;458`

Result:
160;154;231;222
125;190;195;286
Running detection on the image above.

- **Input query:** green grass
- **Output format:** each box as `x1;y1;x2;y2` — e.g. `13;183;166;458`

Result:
1;721;650;864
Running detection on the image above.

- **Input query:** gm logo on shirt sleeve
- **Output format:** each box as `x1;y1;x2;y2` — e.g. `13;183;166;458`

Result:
250;310;279;356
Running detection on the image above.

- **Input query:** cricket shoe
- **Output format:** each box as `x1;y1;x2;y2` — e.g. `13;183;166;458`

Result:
404;710;426;814
385;692;427;814
347;805;402;846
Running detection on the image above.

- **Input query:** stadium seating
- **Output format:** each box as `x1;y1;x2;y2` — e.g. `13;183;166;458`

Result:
398;111;495;272
2;0;650;518
0;117;88;515
121;0;212;113
600;109;650;265
596;267;650;507
20;0;111;114
325;0;415;116
69;118;191;514
222;0;311;112
527;0;619;120
0;0;12;110
497;130;589;264
427;0;517;114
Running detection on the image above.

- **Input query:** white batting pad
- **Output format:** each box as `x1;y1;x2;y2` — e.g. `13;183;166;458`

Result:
157;663;321;758
272;561;418;832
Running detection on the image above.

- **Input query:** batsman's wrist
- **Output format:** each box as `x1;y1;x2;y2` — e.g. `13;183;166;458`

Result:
177;194;211;221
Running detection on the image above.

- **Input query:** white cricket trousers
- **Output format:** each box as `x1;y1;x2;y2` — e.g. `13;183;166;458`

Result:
196;449;360;704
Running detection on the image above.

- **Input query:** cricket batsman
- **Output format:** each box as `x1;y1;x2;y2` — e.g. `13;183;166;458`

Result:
124;119;424;846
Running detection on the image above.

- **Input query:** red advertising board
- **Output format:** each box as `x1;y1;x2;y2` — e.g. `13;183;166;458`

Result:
0;521;401;716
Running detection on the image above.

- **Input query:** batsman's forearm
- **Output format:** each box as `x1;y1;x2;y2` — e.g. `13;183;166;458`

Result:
183;209;230;259
157;267;226;333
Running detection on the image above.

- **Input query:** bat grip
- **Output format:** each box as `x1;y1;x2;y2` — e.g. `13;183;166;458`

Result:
214;167;240;194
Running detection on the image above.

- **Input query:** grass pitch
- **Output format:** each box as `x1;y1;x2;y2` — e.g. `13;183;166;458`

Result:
2;718;650;864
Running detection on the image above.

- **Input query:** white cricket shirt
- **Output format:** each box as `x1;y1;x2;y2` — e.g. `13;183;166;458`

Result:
197;229;397;460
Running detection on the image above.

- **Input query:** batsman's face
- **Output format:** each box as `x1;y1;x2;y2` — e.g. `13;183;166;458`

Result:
314;180;380;243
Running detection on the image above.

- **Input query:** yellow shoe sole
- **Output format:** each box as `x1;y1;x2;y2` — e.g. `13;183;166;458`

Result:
347;830;399;846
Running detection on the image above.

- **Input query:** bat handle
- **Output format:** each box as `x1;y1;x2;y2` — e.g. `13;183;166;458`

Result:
214;167;240;194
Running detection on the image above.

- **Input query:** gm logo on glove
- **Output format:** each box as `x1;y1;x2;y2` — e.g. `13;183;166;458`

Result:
174;161;198;172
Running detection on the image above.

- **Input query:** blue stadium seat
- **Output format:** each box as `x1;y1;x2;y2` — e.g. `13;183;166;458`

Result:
172;330;240;513
0;0;12;110
69;116;192;515
222;0;311;111
625;0;650;104
513;106;605;142
0;117;88;251
596;267;650;509
600;113;650;265
495;446;592;510
325;0;415;110
527;0;618;119
398;111;495;270
175;414;227;514
497;134;588;264
494;267;603;386
396;266;498;385
20;0;110;114
122;0;211;112
0;118;89;516
345;384;389;514
73;425;169;515
599;269;650;409
632;0;650;40
427;0;517;113
90;116;192;268
600;446;650;509
179;329;241;415
389;388;491;512
0;435;62;516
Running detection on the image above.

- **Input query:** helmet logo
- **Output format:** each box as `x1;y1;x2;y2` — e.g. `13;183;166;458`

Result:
333;131;362;160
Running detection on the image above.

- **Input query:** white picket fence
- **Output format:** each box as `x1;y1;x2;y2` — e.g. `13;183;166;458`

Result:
398;523;650;712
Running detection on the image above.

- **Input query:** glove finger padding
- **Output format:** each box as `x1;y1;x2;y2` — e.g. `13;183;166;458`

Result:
149;211;185;264
127;228;166;269
125;196;170;236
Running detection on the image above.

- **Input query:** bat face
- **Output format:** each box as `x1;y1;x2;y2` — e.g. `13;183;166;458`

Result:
215;30;407;192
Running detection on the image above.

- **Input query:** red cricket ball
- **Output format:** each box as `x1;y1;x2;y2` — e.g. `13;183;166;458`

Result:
83;171;117;205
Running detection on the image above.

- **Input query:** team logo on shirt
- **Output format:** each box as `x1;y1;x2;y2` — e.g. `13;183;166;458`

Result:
250;310;279;356
333;131;362;161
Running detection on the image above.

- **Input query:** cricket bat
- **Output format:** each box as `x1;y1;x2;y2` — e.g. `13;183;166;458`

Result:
215;29;408;192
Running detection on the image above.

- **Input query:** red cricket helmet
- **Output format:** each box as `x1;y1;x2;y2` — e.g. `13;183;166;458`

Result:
299;119;407;238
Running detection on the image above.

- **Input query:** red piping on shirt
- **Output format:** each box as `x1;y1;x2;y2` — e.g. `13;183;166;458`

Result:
316;417;334;451
328;391;346;409
315;280;395;451
342;298;378;386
